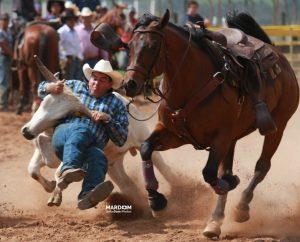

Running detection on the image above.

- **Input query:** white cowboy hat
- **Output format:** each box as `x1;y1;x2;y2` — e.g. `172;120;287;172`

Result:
83;60;123;89
80;7;93;17
64;1;80;16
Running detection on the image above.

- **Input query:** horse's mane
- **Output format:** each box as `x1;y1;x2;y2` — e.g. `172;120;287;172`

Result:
135;13;224;70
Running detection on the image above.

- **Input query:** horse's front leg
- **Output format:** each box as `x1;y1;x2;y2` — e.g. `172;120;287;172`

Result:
202;136;240;195
203;141;238;239
140;122;184;211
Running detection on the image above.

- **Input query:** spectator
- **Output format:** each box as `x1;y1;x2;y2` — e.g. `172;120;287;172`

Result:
65;1;80;16
58;9;83;80
128;5;137;28
75;7;107;69
71;0;101;11
0;13;13;111
95;5;108;21
12;0;37;22
46;0;65;20
180;0;210;27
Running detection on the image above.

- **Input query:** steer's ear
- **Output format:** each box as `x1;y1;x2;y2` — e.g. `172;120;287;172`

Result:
158;9;170;29
34;55;58;82
91;23;126;52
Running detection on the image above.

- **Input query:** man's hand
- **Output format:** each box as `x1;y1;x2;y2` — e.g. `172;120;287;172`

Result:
46;80;65;94
91;111;111;123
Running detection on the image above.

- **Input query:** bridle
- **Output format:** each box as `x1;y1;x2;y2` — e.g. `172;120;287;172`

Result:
125;25;192;121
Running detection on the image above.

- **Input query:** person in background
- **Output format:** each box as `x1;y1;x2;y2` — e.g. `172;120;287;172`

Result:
65;1;80;16
46;0;65;21
71;0;101;11
128;5;137;29
58;9;83;80
12;0;37;22
180;0;210;27
75;7;108;70
0;13;13;111
95;5;108;21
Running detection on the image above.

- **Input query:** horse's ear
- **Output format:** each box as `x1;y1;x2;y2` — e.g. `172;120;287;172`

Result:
158;9;170;29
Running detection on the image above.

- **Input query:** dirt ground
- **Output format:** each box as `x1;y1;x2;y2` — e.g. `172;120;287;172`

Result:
1;98;300;242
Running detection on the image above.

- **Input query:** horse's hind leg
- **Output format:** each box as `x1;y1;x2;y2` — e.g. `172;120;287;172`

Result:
234;123;287;222
203;141;237;239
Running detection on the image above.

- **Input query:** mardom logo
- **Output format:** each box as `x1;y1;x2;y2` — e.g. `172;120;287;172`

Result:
106;205;132;213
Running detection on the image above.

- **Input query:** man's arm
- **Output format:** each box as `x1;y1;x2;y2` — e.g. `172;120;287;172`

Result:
38;79;81;99
105;100;129;147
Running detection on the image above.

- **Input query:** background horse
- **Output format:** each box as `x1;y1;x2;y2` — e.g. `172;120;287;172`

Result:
14;23;60;115
119;10;299;238
21;56;176;209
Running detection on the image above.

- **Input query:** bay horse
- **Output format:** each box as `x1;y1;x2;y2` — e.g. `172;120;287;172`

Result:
14;23;60;115
120;10;298;237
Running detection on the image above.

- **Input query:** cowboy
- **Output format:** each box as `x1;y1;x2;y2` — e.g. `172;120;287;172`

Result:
75;7;108;69
46;0;65;21
37;59;128;210
57;9;83;80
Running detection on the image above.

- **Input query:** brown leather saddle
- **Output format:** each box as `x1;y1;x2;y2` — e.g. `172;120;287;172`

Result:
210;28;281;80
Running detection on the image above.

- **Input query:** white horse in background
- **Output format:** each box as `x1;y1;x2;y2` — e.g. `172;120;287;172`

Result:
21;56;175;207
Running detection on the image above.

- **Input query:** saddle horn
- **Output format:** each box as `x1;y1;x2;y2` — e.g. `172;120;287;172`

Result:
91;23;126;52
34;55;58;82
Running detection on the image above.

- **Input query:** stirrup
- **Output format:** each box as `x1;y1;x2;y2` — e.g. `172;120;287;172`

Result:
254;102;277;135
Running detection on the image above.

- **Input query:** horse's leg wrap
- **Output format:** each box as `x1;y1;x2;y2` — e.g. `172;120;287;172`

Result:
140;141;167;211
140;142;158;190
142;160;159;190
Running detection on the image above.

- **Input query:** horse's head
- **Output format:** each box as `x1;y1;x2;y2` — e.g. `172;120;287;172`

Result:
21;56;90;140
124;10;170;97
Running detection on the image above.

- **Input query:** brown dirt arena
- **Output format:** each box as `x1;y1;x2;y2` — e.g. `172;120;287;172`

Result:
1;95;300;241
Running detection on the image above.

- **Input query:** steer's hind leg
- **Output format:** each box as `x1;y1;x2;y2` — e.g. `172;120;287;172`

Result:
108;156;145;204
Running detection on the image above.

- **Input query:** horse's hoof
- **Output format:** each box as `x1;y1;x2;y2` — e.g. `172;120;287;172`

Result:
147;189;167;211
234;207;250;223
203;221;221;239
211;178;230;195
44;180;56;193
221;174;240;191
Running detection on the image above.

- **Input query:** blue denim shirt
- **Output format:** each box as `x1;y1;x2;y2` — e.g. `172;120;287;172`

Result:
38;79;129;149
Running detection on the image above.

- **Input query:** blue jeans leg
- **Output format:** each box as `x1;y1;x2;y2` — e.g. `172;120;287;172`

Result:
78;147;108;200
52;123;95;173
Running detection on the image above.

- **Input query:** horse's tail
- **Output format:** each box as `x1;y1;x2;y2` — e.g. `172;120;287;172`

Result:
39;31;48;75
226;11;272;44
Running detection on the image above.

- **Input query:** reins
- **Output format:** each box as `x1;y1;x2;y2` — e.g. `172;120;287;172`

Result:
125;26;192;120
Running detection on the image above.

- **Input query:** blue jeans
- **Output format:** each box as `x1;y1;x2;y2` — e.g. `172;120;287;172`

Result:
0;55;12;107
52;122;108;199
62;58;83;80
